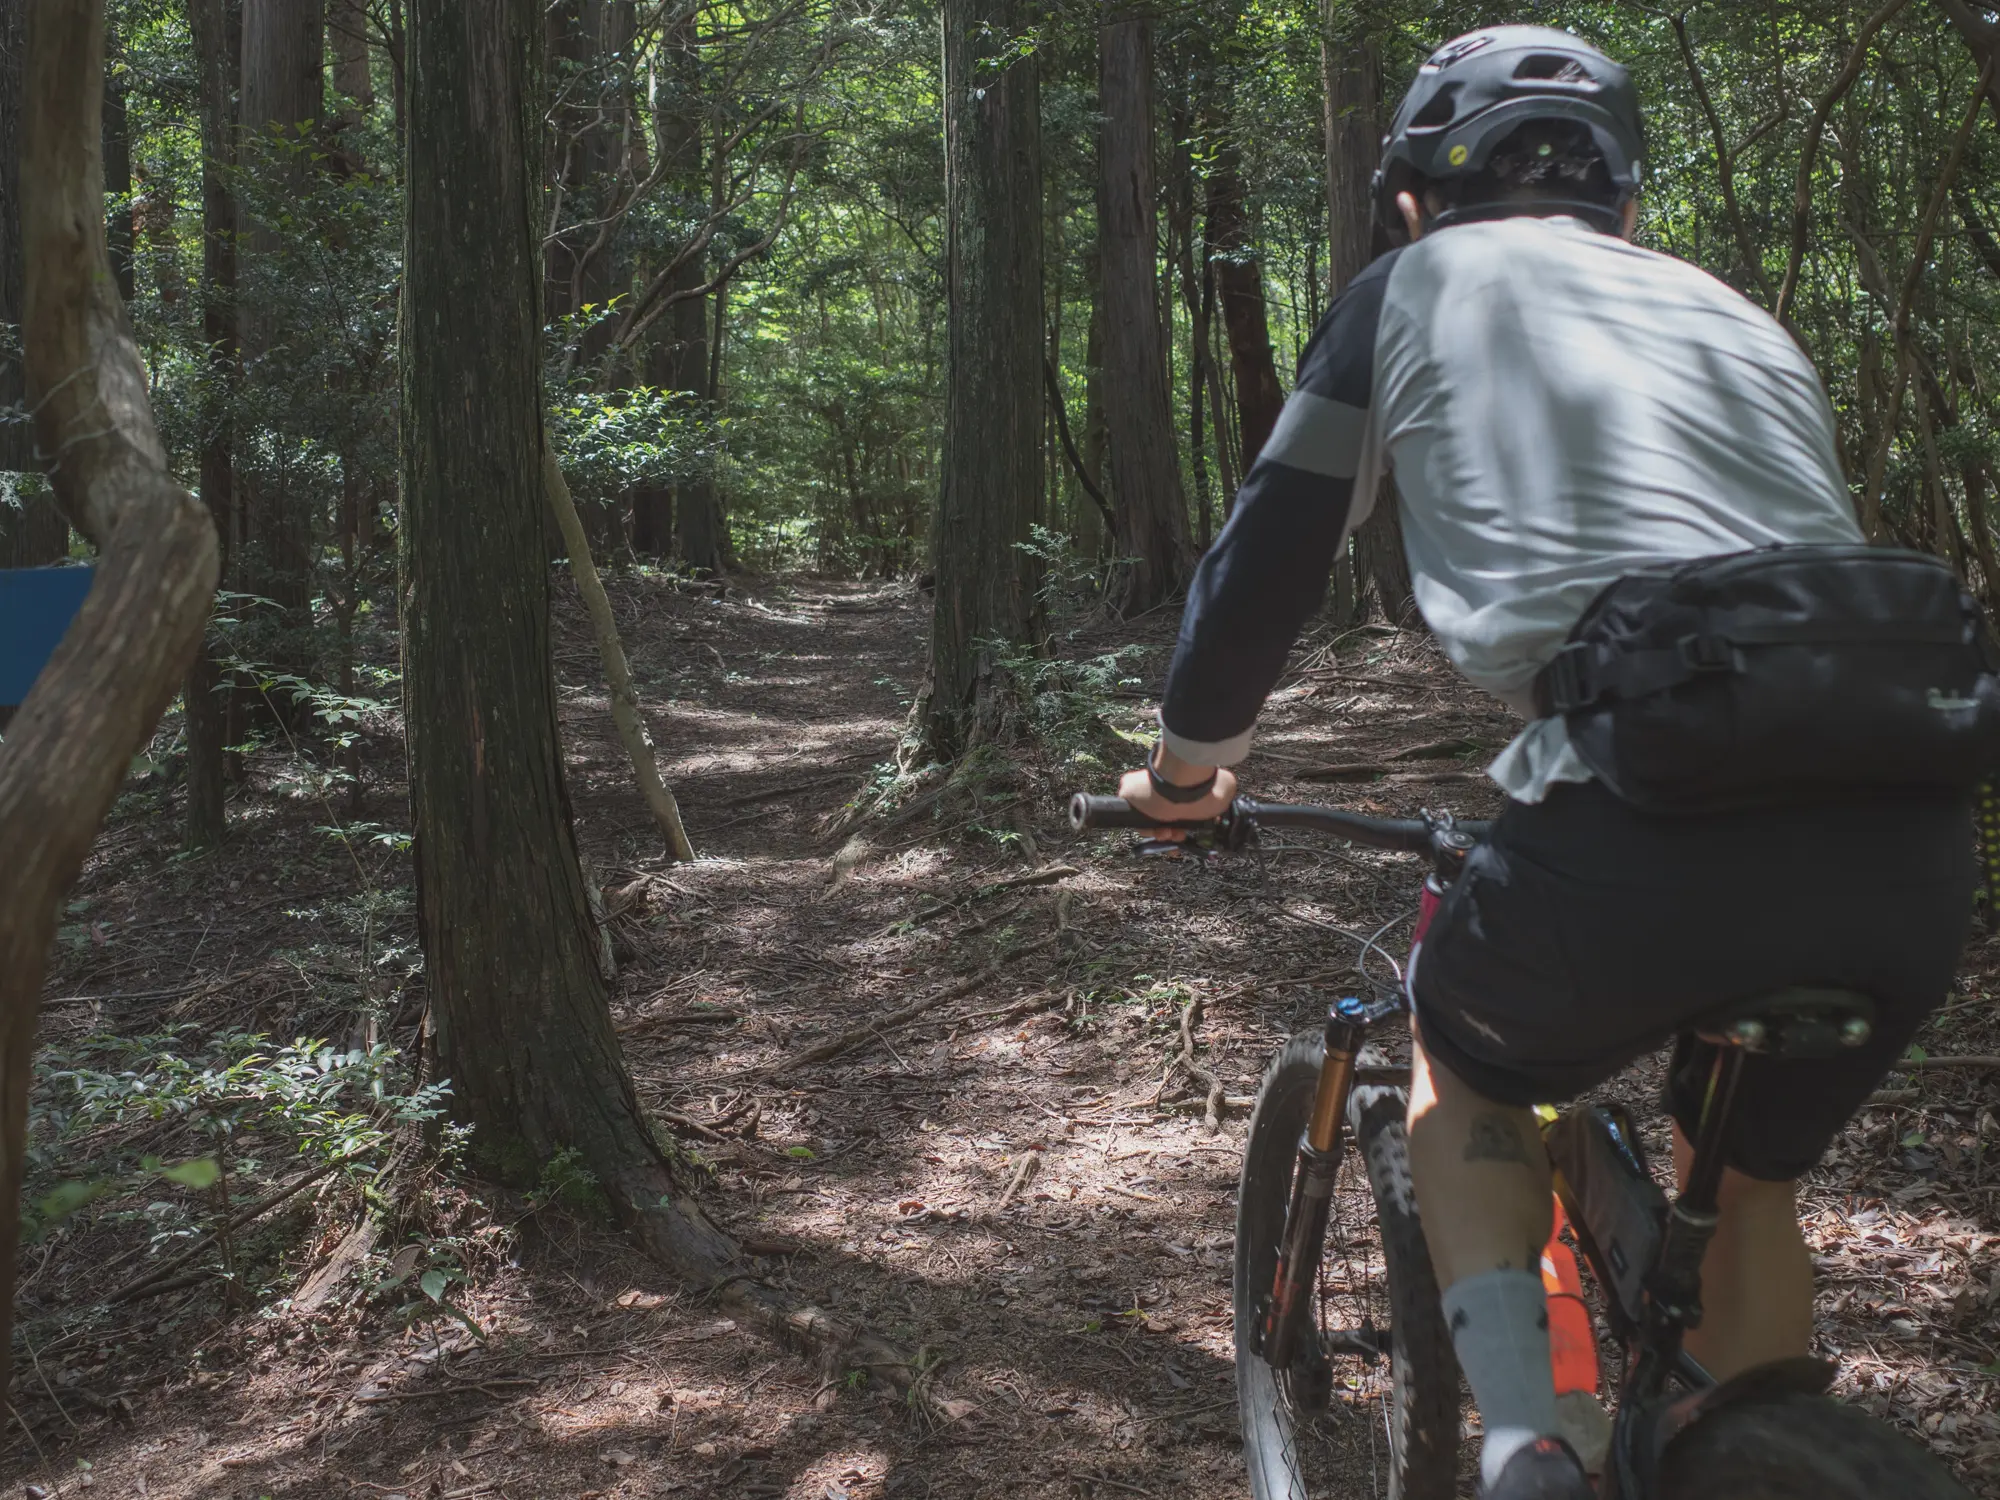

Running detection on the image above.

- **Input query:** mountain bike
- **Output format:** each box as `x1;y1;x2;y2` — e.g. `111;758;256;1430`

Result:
1069;791;1973;1500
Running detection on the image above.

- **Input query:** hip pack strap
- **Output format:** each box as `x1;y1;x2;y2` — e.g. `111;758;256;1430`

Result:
1535;635;1741;716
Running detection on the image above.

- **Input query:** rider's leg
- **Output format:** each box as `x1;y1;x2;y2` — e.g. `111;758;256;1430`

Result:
1672;1123;1813;1379
1409;1033;1559;1485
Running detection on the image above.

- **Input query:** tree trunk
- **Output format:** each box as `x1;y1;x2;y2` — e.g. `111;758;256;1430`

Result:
1077;286;1107;559
1164;116;1211;549
1321;13;1379;298
0;0;66;566
401;0;732;1281
544;0;632;359
1320;16;1409;620
237;0;323;658
3;0;222;1395
919;0;1043;761
101;21;131;301
329;0;371;115
1204;144;1283;469
183;0;241;849
1097;12;1190;615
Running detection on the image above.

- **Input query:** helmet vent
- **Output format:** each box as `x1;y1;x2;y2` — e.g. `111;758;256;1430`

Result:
1409;85;1461;131
1514;54;1598;87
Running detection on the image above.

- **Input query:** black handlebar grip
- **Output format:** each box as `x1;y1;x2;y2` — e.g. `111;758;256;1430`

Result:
1068;793;1218;833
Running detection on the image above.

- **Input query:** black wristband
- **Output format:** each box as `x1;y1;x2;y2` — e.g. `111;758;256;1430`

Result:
1148;750;1218;805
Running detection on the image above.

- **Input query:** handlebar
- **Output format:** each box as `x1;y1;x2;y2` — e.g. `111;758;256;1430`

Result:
1068;792;1489;857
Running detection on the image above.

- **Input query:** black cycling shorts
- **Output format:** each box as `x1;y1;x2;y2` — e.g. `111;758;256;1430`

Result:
1409;779;1974;1181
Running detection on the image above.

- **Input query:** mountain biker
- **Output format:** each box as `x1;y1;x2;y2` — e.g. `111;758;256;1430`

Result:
1117;25;1977;1500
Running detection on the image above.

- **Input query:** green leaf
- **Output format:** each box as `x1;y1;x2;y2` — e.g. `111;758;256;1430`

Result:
419;1268;449;1303
34;1178;109;1227
158;1157;222;1190
786;1146;816;1161
1905;1044;1929;1063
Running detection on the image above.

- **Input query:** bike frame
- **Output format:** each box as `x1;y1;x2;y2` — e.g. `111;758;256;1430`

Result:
1068;791;1876;1498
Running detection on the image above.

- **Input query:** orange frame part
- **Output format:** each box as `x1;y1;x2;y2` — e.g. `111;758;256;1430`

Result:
1541;1198;1601;1396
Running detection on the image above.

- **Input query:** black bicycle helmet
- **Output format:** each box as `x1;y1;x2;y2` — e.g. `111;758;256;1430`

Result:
1372;26;1644;243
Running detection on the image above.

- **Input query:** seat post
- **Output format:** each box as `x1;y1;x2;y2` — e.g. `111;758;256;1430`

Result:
1678;1040;1747;1220
1642;1040;1747;1344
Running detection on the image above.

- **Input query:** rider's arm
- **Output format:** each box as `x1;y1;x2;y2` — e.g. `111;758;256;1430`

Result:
1156;250;1402;771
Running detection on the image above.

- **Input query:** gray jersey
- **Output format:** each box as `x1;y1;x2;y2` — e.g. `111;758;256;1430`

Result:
1159;214;1862;800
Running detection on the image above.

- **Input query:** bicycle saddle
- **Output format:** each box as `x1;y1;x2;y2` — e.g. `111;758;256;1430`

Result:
1693;986;1876;1058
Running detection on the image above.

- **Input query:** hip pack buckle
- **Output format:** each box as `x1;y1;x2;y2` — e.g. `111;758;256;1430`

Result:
1540;643;1594;714
1676;633;1740;673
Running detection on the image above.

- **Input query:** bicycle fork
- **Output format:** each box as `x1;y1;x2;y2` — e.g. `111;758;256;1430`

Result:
1259;996;1368;1370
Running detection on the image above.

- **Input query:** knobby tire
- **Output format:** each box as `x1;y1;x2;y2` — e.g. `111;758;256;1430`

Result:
1235;1033;1461;1500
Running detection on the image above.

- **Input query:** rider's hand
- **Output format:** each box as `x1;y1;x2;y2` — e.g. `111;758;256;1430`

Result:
1117;745;1238;841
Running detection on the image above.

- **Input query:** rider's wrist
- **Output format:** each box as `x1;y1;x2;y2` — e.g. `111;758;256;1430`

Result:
1149;744;1219;803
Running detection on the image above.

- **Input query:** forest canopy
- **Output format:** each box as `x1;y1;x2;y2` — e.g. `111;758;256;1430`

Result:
6;0;1998;616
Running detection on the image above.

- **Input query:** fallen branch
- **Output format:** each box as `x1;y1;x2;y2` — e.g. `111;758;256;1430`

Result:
543;451;696;862
718;772;855;810
952;988;1066;1029
752;934;1061;1078
873;862;1077;937
1293;762;1389;782
995;1149;1042;1211
109;1161;342;1304
657;1110;729;1143
1896;1055;2000;1070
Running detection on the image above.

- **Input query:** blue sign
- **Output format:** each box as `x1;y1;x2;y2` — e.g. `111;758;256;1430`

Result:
0;566;94;708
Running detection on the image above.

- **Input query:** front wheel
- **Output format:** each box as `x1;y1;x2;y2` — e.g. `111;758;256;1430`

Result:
1657;1391;1973;1499
1234;1032;1463;1500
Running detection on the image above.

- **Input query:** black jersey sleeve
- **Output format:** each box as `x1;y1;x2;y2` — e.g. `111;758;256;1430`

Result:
1158;249;1401;764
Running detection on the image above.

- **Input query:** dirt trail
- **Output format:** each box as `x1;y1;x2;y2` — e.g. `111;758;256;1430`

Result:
7;572;1997;1499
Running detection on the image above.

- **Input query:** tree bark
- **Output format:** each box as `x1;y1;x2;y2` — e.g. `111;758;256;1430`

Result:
1097;12;1190;615
237;0;323;653
1077;284;1107;558
2;0;222;1394
1321;12;1379;298
101;19;131;301
1319;14;1407;620
401;0;732;1282
0;0;67;565
919;0;1043;761
328;0;371;114
1204;143;1283;470
184;0;240;849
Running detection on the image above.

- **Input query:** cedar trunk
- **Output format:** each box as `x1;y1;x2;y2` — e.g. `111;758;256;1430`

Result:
183;0;240;848
1204;144;1284;471
1097;13;1190;614
0;0;68;564
329;0;371;114
920;0;1043;760
400;0;731;1279
1320;18;1409;621
237;0;323;648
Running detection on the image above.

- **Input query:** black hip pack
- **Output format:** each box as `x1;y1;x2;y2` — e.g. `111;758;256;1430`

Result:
1531;544;2000;813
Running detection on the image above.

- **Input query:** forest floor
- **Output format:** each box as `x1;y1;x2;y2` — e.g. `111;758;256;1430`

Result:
6;567;1999;1500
